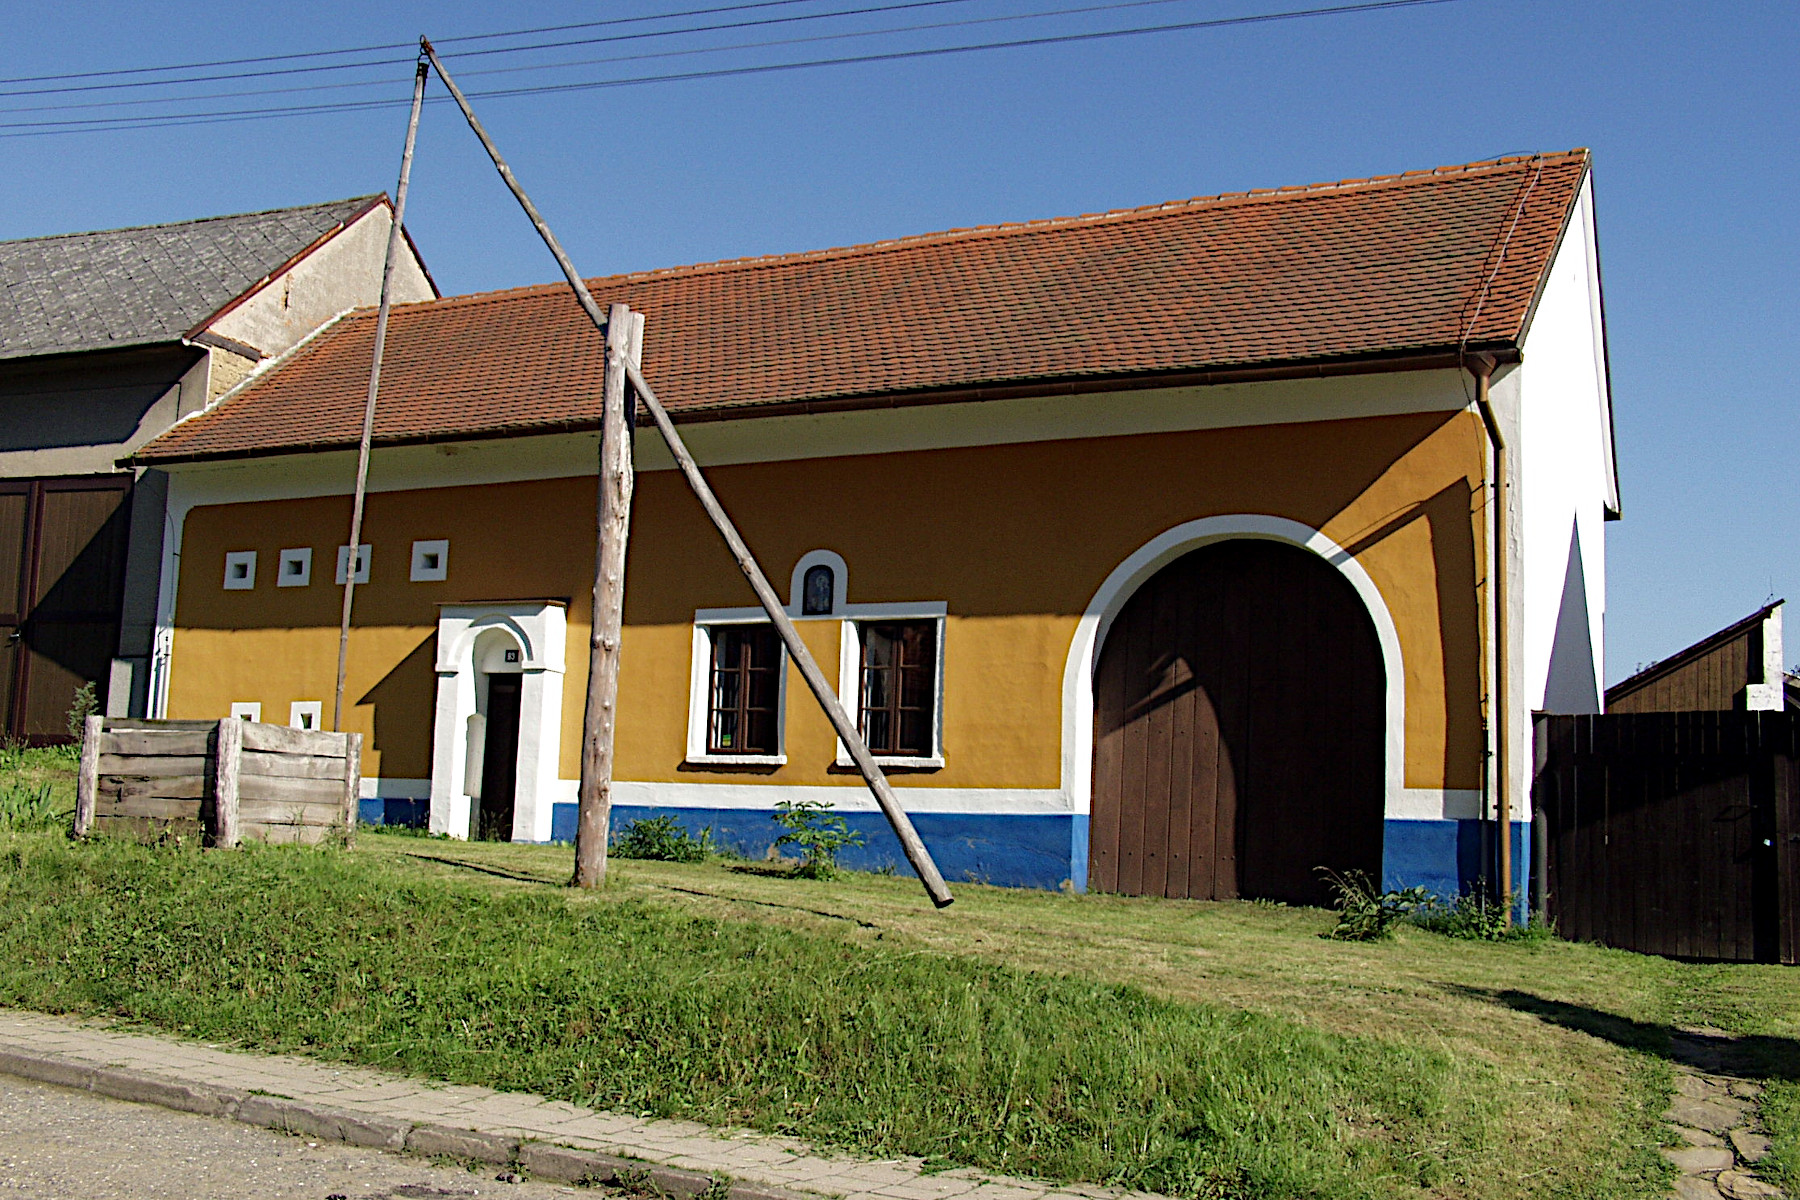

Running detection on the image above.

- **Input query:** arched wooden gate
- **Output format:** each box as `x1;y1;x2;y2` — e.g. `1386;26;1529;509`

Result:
1090;538;1385;905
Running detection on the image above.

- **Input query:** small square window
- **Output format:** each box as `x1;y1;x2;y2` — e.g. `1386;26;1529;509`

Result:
336;544;372;585
277;548;312;587
223;551;257;590
289;700;323;730
229;701;262;722
410;539;449;582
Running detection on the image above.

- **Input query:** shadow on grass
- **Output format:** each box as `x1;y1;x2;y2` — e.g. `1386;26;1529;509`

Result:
1447;986;1800;1082
404;852;563;886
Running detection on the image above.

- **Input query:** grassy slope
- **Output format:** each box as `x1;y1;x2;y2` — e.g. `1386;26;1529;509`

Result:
0;783;1790;1198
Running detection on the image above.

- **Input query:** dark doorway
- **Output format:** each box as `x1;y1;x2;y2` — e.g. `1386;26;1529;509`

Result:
1090;538;1386;906
477;675;523;841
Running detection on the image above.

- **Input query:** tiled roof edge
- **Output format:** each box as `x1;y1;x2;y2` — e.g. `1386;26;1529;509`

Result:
0;194;385;248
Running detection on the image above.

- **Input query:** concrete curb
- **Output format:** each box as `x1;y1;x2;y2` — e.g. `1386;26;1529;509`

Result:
0;1044;814;1200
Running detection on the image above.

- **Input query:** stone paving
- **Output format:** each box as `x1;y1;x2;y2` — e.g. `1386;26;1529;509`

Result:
0;1009;1152;1200
1662;1027;1785;1200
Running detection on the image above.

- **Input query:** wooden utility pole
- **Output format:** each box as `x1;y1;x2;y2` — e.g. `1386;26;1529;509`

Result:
423;39;954;907
333;58;428;732
572;302;641;888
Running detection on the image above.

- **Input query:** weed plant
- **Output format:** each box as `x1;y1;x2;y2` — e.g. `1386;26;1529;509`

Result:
1319;870;1427;941
0;783;61;830
772;798;863;879
1413;889;1553;944
0;832;1475;1199
611;815;714;863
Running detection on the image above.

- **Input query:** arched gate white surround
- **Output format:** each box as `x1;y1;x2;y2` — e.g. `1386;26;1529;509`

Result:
1059;515;1472;825
430;602;567;841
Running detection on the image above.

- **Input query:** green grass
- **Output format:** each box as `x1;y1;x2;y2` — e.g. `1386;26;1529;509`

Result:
0;773;1794;1198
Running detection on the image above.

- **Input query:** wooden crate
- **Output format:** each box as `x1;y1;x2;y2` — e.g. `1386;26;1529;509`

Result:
73;716;362;847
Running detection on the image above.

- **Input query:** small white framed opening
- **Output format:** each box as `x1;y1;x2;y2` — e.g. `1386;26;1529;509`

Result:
277;548;312;587
336;544;372;585
223;551;257;590
229;701;262;722
289;700;323;730
788;549;847;618
411;539;449;582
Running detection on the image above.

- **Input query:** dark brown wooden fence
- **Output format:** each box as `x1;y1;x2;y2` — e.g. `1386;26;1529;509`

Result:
1534;712;1799;963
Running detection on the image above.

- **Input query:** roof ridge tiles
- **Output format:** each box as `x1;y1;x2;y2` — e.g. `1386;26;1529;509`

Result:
0;194;385;248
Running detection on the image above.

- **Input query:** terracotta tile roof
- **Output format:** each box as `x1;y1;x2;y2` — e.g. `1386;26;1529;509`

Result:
137;150;1589;463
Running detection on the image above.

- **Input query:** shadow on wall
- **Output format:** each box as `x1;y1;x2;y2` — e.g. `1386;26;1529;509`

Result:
1339;477;1483;792
357;633;438;779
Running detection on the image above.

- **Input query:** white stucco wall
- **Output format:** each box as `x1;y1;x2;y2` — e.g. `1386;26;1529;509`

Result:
207;204;434;360
1516;174;1615;719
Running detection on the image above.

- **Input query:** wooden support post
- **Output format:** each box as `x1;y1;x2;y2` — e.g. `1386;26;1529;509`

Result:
341;731;364;847
572;303;639;888
214;717;243;849
423;41;952;906
73;713;102;837
333;58;428;733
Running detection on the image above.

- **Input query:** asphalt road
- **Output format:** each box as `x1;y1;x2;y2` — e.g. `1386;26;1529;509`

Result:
0;1075;592;1199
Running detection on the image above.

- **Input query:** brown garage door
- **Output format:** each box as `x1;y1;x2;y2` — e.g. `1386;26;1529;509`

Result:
0;476;132;743
1090;538;1385;906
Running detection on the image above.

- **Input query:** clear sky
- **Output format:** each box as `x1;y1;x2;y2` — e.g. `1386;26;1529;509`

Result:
4;0;1795;685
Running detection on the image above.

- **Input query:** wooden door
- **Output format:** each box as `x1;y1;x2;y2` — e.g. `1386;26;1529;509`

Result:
1090;539;1386;905
2;478;132;742
478;675;523;841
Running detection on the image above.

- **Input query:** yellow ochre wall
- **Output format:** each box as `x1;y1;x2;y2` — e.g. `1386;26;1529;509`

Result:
168;409;1488;792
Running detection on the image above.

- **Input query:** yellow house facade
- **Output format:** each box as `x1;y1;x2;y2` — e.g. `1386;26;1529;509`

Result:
134;151;1618;902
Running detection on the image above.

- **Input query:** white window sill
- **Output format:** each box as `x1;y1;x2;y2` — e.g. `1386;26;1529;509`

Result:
836;754;945;771
686;753;787;767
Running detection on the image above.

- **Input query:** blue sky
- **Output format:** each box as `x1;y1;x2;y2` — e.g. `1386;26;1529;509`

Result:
4;0;1795;684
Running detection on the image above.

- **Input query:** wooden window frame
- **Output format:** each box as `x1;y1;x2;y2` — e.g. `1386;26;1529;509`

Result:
686;618;787;765
836;606;946;769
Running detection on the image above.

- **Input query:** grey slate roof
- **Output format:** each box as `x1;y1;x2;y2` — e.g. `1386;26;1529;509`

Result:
0;195;381;361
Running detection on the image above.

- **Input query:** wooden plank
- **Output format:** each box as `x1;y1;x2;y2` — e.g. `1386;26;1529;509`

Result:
1089;632;1123;893
103;718;215;732
214;717;242;849
97;754;209;779
1777;751;1798;965
342;731;362;845
93;814;203;842
240;799;345;827
242;822;335;845
95;795;201;821
101;730;211;757
239;721;348;758
1140;575;1176;898
240;751;347;780
99;775;206;802
74;713;101;837
238;773;345;805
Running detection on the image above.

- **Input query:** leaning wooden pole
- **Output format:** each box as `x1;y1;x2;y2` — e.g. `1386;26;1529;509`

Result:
625;359;954;907
422;41;953;906
333;58;428;732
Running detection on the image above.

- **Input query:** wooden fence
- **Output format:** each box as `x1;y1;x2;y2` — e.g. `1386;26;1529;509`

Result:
1533;712;1798;963
73;716;362;846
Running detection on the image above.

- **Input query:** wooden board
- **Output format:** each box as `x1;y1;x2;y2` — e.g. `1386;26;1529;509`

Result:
240;799;345;828
92;814;204;842
101;730;211;757
242;822;336;845
95;795;202;821
240;721;347;758
238;774;345;806
99;775;207;802
98;754;209;779
240;750;346;780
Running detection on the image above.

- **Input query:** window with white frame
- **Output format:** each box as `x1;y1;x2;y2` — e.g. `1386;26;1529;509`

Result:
229;701;262;722
410;539;449;582
277;548;312;587
336;544;371;584
834;603;946;767
686;619;786;763
289;700;323;730
223;551;256;590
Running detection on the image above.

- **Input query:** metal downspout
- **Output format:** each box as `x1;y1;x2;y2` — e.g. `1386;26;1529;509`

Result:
1470;352;1513;922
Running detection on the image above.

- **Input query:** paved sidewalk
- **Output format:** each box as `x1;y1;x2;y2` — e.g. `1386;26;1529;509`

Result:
0;1009;1146;1200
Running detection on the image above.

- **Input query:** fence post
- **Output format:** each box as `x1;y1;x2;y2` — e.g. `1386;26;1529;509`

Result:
73;714;103;837
214;718;243;848
341;732;363;846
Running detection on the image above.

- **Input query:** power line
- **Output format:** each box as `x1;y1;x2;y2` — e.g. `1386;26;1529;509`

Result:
0;0;1460;138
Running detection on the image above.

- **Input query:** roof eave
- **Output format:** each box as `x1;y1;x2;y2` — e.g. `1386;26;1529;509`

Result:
129;341;1519;468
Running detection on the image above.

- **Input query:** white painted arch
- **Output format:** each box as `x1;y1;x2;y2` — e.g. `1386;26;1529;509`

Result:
1060;514;1433;822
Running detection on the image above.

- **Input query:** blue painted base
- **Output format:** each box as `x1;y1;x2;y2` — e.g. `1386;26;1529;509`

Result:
1383;818;1530;922
357;797;429;828
552;803;1089;892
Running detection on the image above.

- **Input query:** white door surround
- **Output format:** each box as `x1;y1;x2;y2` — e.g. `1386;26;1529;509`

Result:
429;601;567;841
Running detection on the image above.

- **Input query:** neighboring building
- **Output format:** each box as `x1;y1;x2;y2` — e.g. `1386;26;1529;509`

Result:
130;150;1617;903
1605;602;1786;713
0;197;435;738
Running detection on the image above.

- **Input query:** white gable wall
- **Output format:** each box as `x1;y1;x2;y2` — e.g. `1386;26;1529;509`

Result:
1516;174;1614;719
206;204;433;361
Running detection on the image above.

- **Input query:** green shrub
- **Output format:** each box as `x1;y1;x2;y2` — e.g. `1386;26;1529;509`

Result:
1413;888;1552;944
772;798;863;879
611;814;714;863
65;681;98;741
1320;869;1428;941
